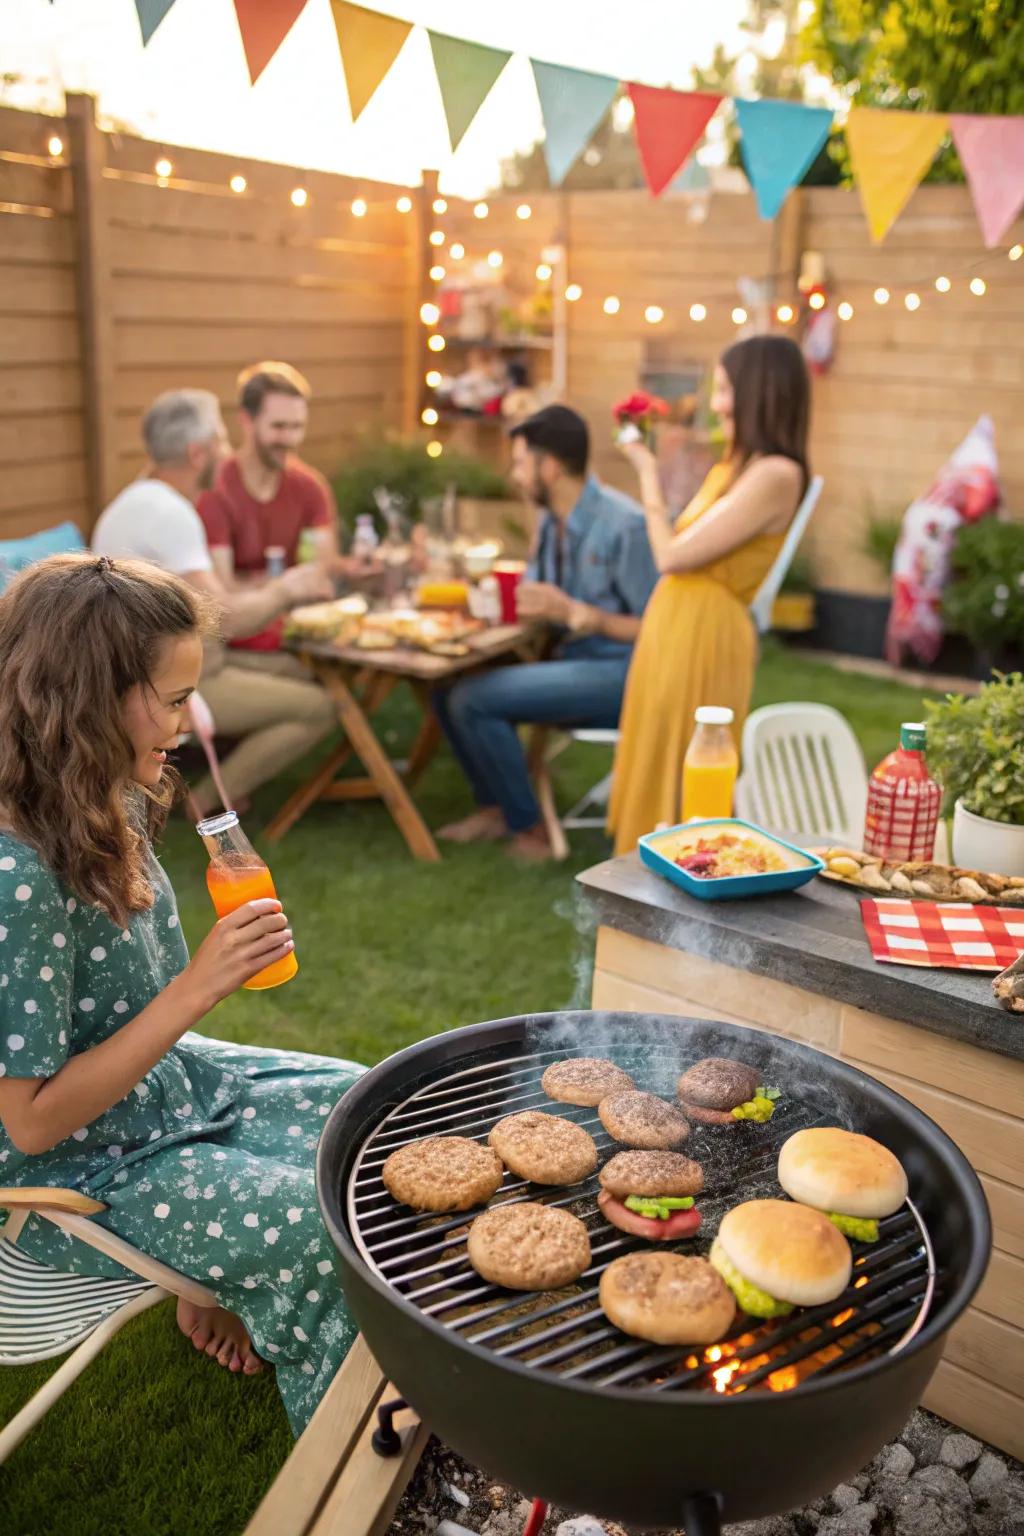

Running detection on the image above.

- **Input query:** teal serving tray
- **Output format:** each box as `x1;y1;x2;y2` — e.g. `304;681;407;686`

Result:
638;818;824;901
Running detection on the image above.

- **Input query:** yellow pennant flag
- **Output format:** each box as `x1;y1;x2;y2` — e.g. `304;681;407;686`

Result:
330;1;412;121
846;107;949;242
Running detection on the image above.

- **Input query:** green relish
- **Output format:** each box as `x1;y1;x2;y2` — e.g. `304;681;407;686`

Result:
828;1211;880;1243
709;1244;794;1319
623;1195;695;1220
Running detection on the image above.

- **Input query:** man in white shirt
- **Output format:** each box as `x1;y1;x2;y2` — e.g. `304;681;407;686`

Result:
93;389;336;814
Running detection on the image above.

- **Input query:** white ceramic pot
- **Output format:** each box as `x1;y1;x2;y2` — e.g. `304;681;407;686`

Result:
952;799;1024;877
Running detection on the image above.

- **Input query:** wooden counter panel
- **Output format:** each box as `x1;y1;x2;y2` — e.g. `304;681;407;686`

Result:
922;1359;1024;1464
977;1174;1024;1260
944;1307;1024;1391
841;1008;1024;1118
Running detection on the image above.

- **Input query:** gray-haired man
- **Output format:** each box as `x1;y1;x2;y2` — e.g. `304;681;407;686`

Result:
93;389;335;813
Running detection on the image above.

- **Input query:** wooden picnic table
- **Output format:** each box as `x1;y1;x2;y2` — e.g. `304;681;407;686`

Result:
264;622;538;857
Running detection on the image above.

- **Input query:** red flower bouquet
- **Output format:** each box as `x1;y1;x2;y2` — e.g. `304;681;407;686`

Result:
612;391;669;447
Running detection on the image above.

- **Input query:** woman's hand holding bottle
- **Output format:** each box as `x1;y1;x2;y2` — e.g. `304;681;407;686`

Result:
184;900;293;1012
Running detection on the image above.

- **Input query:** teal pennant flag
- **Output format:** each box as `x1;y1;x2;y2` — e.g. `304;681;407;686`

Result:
134;0;178;46
530;60;619;187
735;98;834;219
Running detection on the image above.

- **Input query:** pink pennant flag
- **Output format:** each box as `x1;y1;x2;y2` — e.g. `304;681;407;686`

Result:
951;115;1024;248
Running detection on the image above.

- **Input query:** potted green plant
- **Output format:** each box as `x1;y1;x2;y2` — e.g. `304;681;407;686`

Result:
331;436;518;538
941;518;1024;675
924;673;1024;875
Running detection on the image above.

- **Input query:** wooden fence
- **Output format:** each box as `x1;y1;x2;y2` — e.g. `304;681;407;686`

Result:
1;97;1021;597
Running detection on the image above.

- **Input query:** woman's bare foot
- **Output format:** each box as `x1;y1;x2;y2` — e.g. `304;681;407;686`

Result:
507;826;554;863
438;807;507;844
176;1296;265;1375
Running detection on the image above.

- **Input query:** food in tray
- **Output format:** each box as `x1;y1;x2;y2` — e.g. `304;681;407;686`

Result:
710;1199;852;1319
286;599;482;654
676;1057;780;1127
355;626;399;650
381;1135;504;1213
598;1090;691;1149
488;1111;598;1186
599;1252;735;1345
814;846;1024;904
541;1056;636;1107
467;1201;591;1291
993;952;1024;1013
597;1150;704;1240
285;595;368;644
659;829;802;880
777;1128;908;1244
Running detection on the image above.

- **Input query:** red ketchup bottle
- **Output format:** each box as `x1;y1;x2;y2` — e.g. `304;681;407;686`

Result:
863;722;941;861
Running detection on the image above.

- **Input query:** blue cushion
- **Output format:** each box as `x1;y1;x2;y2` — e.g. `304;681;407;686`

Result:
0;522;85;590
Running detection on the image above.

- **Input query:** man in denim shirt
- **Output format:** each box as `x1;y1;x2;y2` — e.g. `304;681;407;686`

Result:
435;405;657;860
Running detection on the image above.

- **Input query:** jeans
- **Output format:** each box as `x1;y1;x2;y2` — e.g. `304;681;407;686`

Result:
433;658;630;834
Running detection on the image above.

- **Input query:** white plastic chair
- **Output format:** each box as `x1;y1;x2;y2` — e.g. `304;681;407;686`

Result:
0;1186;216;1463
734;702;868;846
749;474;824;635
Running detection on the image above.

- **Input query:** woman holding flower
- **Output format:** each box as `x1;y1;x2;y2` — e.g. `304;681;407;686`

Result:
609;335;811;853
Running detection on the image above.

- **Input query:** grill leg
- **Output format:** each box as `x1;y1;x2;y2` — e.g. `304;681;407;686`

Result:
681;1492;723;1536
522;1498;548;1536
370;1395;408;1456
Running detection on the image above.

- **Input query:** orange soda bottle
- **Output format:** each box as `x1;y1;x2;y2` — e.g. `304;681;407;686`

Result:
196;812;298;990
682;706;739;821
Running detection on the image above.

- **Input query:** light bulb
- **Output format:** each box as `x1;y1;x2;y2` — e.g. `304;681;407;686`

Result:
970;277;986;296
565;283;582;302
229;174;247;194
904;291;921;311
429;230;445;247
47;135;63;157
429;265;446;282
935;275;951;293
154;157;173;179
473;201;488;219
487;250;503;268
689;303;706;322
421;407;439;426
808;291;826;311
290;187;308;208
425;370;442;388
516;203;532;220
1010;244;1023;262
432;197;447;214
645;305;665;324
873;286;889;305
449;242;465;260
428;334;446;352
351;197;367;217
419;302;441;326
603;296;620;315
426;440;443;458
731;306;747;325
536;263;552;281
837;301;853;321
396;195;413;213
776;304;794;323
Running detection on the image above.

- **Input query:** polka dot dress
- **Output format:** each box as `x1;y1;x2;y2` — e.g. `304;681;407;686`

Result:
0;834;364;1436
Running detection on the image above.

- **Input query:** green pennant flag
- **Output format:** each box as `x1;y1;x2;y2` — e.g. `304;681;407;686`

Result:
134;0;178;45
428;31;512;152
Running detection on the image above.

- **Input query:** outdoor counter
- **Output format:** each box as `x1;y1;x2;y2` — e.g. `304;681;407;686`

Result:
577;854;1024;1460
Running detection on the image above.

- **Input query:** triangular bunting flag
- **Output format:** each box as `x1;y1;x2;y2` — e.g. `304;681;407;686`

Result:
530;60;619;187
627;85;722;197
330;2;412;122
429;32;512;152
735;98;834;220
951;115;1024;248
846;107;948;242
133;0;177;46
233;0;309;86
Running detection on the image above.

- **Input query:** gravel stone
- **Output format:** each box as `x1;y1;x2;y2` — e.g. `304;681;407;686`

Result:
816;1507;876;1536
900;1410;946;1466
911;1464;973;1514
875;1443;916;1482
938;1433;983;1471
970;1452;1009;1502
829;1484;861;1511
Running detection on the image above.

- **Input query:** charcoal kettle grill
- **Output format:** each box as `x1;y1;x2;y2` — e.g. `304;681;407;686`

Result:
317;1012;990;1535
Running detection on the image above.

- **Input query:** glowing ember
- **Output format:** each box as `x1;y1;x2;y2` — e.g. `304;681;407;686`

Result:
767;1366;799;1392
854;1275;870;1289
712;1361;741;1393
831;1308;855;1327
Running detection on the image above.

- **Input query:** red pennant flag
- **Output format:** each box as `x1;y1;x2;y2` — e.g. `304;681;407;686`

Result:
951;115;1024;248
233;0;309;85
628;84;722;196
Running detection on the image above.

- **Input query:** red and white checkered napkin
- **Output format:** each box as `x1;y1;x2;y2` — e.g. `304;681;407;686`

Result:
860;898;1024;972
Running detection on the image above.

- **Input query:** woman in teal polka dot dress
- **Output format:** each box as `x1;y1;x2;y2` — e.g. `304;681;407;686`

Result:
0;555;363;1436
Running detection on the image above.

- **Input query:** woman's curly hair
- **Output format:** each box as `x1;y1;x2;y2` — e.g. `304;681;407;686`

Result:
0;554;215;926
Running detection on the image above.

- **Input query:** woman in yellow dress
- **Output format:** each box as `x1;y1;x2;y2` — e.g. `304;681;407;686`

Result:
608;335;811;854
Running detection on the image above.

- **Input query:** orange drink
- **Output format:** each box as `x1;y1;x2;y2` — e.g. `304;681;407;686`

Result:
196;813;298;991
682;706;738;821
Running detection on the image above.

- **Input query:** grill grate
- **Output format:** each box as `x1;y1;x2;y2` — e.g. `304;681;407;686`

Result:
346;1046;936;1398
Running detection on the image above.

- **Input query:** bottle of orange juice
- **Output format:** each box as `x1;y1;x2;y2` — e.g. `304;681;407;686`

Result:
682;706;739;821
196;812;298;990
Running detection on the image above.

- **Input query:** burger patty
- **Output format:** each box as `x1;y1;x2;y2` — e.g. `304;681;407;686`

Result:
676;1057;760;1111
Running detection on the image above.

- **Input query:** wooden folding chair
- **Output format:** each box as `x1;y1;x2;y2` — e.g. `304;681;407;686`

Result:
0;1186;216;1464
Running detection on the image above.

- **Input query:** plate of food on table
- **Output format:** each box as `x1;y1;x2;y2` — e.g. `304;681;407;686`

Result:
285;595;483;658
814;845;1024;905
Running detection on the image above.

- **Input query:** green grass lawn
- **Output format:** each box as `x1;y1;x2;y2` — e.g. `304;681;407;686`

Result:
0;642;946;1536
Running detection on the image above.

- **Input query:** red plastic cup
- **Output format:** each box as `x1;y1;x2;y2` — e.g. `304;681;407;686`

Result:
493;561;526;623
